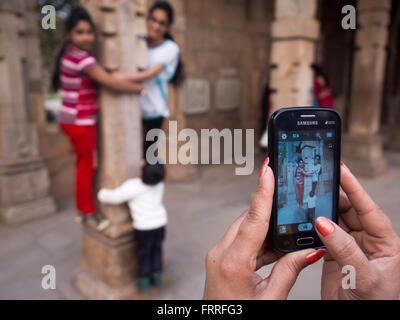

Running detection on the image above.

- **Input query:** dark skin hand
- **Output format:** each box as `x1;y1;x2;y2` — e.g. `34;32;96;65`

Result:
203;159;400;300
319;163;400;300
203;158;325;300
86;66;145;93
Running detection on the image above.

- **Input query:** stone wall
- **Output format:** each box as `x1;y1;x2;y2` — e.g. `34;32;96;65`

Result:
182;0;274;135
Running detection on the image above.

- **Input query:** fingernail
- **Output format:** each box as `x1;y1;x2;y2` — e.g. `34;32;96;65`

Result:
259;157;270;178
315;217;335;237
340;161;350;172
306;249;327;266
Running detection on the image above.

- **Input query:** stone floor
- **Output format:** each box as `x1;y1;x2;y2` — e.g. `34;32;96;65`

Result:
1;151;400;300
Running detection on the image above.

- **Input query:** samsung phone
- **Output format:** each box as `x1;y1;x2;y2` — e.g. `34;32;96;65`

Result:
267;107;341;252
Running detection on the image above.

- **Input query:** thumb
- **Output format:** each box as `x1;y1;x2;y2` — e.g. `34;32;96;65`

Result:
229;158;275;262
263;249;326;299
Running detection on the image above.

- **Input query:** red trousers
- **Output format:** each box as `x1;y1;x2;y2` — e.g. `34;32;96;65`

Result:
296;184;304;206
60;123;96;215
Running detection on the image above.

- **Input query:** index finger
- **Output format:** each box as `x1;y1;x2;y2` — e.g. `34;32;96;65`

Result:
340;162;393;238
338;191;363;231
229;160;275;262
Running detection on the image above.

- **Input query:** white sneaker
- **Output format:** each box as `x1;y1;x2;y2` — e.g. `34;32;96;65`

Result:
97;219;111;232
74;213;86;223
85;214;99;229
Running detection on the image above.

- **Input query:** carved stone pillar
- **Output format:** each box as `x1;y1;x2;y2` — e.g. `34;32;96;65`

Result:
74;0;147;299
0;0;56;224
269;0;320;113
25;0;47;134
342;0;391;176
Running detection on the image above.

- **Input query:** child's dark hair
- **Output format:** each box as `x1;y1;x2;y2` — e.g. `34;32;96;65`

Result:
297;158;304;164
148;1;185;87
142;162;165;185
51;6;95;92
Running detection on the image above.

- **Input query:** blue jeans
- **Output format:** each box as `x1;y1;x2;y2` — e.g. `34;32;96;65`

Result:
142;116;165;158
134;226;166;278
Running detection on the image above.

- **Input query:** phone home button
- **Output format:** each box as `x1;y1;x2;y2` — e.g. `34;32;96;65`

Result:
296;237;314;246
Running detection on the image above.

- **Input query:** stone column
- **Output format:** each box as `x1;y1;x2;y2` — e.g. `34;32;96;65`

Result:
0;0;56;224
242;0;273;134
25;0;47;134
269;0;320;114
74;0;148;299
342;0;391;176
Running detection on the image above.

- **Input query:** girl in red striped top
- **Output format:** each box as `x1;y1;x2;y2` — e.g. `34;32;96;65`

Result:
52;6;144;230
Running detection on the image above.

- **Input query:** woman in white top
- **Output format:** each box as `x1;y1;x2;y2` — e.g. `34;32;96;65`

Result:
310;154;321;197
123;1;184;157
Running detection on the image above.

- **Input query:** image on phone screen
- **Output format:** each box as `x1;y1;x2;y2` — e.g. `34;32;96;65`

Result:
276;129;335;235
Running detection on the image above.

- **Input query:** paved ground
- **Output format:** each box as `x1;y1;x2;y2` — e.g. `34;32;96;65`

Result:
1;151;400;300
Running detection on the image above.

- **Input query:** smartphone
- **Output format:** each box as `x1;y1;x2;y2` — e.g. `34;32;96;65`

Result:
267;107;341;252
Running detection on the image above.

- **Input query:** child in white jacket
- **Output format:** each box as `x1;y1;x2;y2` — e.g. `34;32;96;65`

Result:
97;161;167;292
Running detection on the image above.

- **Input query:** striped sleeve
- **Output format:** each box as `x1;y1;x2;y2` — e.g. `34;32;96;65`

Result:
78;55;98;73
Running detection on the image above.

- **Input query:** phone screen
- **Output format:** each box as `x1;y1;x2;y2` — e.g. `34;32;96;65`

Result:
276;129;335;236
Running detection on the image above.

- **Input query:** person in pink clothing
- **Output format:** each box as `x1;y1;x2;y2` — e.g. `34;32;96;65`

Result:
311;64;335;109
294;158;306;206
52;6;144;230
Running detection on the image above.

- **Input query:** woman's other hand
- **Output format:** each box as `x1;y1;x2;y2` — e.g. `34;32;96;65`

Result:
318;162;400;300
203;158;326;300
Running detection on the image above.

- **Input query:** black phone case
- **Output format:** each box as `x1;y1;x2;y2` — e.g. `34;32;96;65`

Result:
267;107;341;252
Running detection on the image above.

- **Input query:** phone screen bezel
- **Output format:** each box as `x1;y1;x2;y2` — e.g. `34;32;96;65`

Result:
268;107;341;253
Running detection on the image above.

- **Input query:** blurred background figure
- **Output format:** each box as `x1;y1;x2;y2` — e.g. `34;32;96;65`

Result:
259;83;272;150
121;1;184;157
311;63;335;109
98;161;167;293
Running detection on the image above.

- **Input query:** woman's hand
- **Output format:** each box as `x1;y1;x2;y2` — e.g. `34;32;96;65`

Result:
318;162;400;300
203;158;326;300
110;71;126;81
86;66;144;93
120;65;164;82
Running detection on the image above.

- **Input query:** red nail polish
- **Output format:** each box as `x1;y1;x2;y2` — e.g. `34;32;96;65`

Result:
306;249;327;266
259;157;270;178
315;217;335;237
